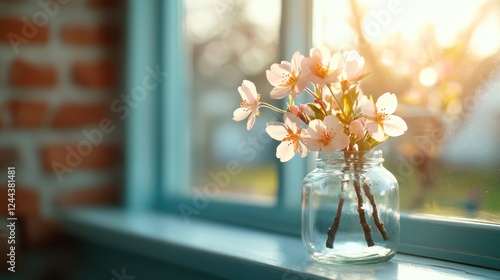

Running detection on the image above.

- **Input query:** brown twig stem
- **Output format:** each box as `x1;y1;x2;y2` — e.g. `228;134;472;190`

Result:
326;175;348;248
353;175;374;247
362;182;389;241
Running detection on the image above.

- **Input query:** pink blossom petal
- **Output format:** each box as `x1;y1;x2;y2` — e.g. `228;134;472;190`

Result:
270;86;291;99
295;76;308;94
266;64;290;86
307;119;324;139
349;119;365;139
309;47;322;58
329;133;349;151
298;140;308;158
284;113;302;133
307;139;322;152
246;114;256;130
321;143;337;154
244;80;258;101
238;80;257;102
323;115;343;133
290;51;304;74
366;121;385;141
361;99;377;118
289;105;300;117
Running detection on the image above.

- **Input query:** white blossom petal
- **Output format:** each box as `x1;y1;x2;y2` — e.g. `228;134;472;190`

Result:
376;92;398;115
276;141;296;162
265;122;288;140
383;115;408;137
342;50;365;81
233;107;251;121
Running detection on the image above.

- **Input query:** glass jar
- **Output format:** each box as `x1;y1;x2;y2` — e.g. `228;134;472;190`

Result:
301;150;400;264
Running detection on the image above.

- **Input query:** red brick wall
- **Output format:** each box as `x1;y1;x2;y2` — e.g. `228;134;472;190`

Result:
0;0;125;255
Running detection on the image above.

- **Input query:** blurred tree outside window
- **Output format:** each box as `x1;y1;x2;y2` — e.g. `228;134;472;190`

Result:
180;0;500;225
314;0;500;223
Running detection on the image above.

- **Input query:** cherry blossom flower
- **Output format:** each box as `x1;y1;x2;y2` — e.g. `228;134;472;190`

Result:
266;52;308;99
302;46;342;86
307;115;349;153
361;92;408;141
266;113;308;162
233;80;261;130
339;50;365;85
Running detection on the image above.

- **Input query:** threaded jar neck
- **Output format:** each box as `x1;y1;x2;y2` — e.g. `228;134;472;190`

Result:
316;150;384;169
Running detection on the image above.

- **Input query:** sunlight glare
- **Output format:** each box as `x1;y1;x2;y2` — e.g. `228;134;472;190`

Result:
469;16;500;58
245;0;281;29
419;67;438;87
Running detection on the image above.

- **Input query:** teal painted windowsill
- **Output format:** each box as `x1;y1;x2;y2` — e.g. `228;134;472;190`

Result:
61;208;499;280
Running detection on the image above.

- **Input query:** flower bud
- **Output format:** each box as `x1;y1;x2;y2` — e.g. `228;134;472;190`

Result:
289;105;300;117
349;119;365;140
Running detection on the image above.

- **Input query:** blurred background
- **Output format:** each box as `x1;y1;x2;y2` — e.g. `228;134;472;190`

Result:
0;0;499;279
187;0;500;221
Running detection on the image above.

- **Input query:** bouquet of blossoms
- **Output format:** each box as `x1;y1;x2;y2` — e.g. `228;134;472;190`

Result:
233;46;407;159
232;46;408;249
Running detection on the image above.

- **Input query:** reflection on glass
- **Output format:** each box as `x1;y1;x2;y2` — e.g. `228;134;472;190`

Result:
185;0;282;204
314;0;500;223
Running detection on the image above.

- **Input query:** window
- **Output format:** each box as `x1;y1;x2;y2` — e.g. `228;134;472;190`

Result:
153;0;313;232
127;0;500;269
184;0;282;205
314;0;500;224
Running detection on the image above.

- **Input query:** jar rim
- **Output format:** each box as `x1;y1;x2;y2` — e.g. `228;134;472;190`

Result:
316;150;384;163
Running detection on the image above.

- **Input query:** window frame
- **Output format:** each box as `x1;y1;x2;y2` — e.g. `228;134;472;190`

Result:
126;0;500;270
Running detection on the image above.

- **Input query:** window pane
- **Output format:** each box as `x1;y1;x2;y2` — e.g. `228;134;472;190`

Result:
313;0;500;223
184;0;282;205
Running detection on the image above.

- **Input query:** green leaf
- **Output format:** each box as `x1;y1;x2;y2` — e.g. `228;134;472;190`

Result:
352;73;372;83
357;140;372;151
306;103;325;121
336;112;349;125
340;86;359;122
366;135;389;149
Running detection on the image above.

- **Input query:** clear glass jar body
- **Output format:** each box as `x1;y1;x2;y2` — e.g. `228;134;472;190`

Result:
302;150;399;264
